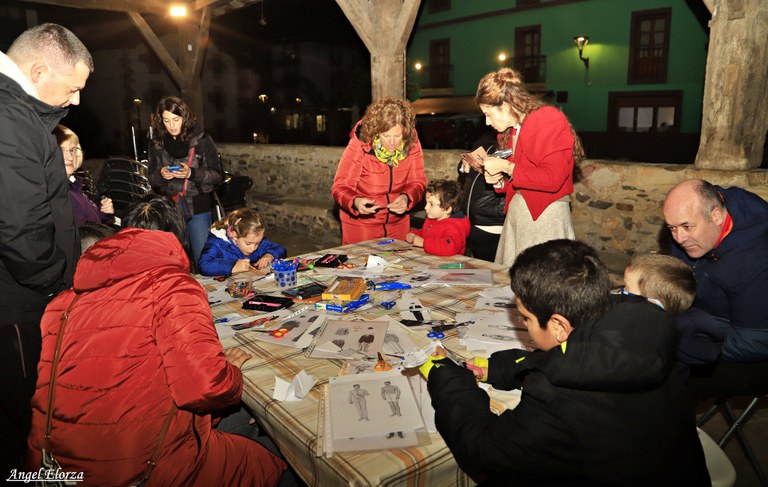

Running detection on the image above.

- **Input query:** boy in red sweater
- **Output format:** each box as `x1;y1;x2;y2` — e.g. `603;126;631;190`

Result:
406;179;470;256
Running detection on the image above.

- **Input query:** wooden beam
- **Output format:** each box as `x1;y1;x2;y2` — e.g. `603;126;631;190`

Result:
188;7;211;88
701;0;714;14
393;0;421;53
17;0;167;15
126;11;185;87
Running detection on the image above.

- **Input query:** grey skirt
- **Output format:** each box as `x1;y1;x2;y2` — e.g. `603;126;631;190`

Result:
494;192;575;267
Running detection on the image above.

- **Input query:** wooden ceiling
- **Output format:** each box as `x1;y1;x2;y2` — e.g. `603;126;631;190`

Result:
17;0;263;18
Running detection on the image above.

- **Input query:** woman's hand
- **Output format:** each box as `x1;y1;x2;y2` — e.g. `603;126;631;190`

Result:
387;194;409;215
224;347;253;369
255;254;274;269
231;258;251;274
100;197;114;215
483;156;514;185
161;163;192;180
354;197;380;215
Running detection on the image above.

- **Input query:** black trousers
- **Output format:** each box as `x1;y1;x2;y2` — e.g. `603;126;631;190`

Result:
686;360;768;400
0;322;42;475
466;226;501;262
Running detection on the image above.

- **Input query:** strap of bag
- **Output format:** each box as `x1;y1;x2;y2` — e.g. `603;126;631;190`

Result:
137;402;177;484
42;293;177;485
43;294;81;452
179;147;195;197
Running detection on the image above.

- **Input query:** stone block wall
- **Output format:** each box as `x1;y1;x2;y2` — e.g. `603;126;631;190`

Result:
185;143;768;256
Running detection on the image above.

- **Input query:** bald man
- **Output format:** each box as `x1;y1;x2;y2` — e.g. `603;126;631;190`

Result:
663;179;768;394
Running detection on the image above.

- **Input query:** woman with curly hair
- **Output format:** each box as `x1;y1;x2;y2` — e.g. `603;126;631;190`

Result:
332;96;427;244
470;68;584;266
147;96;223;268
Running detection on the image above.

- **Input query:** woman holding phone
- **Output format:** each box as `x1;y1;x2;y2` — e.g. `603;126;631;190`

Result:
147;96;223;268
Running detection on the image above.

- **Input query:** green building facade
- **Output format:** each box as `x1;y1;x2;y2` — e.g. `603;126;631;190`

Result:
407;0;710;162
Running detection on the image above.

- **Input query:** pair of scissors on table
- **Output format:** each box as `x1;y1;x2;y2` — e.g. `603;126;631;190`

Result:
427;330;445;339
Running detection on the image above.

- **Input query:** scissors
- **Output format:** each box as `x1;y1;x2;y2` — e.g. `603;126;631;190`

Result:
270;327;289;338
427;330;445;339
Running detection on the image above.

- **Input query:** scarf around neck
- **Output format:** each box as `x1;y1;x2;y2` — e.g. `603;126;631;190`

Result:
163;133;190;159
372;135;407;167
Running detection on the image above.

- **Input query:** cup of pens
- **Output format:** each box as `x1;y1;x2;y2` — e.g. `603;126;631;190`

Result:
271;258;299;288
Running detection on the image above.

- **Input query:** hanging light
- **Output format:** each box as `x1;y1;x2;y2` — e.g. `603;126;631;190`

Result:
259;1;267;26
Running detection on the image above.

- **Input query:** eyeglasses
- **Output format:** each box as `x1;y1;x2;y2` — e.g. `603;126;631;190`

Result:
61;147;82;156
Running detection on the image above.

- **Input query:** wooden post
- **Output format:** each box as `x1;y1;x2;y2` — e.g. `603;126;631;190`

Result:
695;0;768;170
336;0;421;100
127;8;211;127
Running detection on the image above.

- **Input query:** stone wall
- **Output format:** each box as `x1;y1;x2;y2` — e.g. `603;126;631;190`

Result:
212;143;768;257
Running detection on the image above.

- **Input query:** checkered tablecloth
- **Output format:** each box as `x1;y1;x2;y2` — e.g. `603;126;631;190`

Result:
206;239;511;487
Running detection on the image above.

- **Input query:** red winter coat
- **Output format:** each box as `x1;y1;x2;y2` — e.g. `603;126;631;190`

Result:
28;228;286;486
332;122;427;244
411;213;471;256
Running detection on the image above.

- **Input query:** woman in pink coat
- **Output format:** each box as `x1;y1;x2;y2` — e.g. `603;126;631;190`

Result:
28;197;286;486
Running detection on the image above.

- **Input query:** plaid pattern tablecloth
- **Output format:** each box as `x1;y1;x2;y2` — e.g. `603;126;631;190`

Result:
206;239;511;487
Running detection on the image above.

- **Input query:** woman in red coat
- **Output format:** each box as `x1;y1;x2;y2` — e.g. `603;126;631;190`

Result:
28;197;286;486
472;68;585;266
332;96;427;244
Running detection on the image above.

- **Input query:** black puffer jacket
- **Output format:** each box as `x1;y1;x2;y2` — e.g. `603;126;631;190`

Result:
147;128;223;215
427;296;709;486
0;68;79;326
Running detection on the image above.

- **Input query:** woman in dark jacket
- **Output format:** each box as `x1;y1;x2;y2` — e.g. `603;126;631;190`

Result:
458;130;506;261
147;96;223;268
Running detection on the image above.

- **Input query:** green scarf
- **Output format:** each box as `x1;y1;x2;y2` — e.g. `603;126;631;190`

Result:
372;136;407;167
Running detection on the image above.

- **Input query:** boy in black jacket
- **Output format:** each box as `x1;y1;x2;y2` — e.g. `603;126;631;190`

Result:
420;239;709;486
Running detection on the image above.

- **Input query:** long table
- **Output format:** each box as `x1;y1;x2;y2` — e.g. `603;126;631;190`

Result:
206;239;513;487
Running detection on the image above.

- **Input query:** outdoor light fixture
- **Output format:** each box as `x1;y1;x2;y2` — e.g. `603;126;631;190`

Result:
498;53;507;63
574;36;590;69
169;5;187;17
414;62;422;70
258;94;268;103
259;0;267;26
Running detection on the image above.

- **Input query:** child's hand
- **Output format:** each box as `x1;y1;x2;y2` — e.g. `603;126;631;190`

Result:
231;258;251;274
465;356;489;382
255;254;274;269
411;235;424;248
405;232;415;244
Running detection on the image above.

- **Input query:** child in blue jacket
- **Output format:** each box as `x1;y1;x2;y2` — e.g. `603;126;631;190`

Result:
199;208;287;276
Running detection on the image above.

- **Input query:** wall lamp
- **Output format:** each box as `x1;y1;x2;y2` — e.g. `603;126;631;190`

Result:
573;36;590;69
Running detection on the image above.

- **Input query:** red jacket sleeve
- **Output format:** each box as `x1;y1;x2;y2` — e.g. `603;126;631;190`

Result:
332;140;367;215
153;274;243;413
512;107;574;194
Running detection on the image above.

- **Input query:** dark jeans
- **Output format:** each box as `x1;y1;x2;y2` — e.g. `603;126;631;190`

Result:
216;404;305;487
0;322;42;477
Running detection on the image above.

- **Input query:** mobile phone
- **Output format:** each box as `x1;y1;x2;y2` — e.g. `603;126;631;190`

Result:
167;165;181;171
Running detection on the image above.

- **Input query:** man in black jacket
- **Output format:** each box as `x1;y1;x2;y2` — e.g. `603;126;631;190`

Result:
0;23;92;473
420;240;709;486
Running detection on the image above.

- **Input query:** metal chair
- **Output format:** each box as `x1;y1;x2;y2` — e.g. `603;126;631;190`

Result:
216;173;253;214
97;157;152;218
697;395;767;486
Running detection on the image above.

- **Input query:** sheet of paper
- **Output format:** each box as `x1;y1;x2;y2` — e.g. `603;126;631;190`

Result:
475;286;516;310
273;370;317;401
